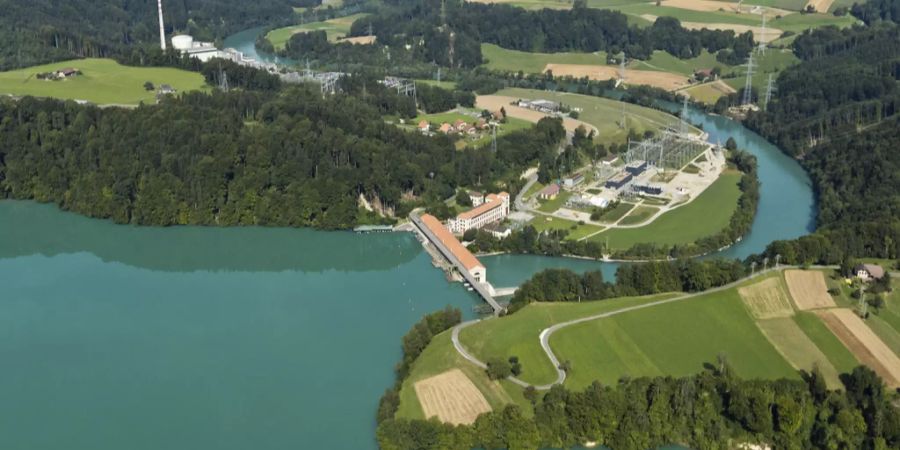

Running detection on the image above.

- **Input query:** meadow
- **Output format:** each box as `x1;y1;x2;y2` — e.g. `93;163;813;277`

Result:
552;286;798;389
0;59;207;105
495;87;689;144
529;215;605;240
266;13;369;49
458;293;680;386
481;44;606;73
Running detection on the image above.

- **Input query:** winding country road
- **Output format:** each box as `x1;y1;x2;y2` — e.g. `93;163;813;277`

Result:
451;265;842;390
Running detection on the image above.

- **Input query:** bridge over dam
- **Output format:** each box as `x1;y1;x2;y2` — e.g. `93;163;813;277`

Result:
410;213;504;315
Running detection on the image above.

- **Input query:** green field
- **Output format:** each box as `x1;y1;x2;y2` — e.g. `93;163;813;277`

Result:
458;293;680;386
530;215;604;240
396;331;529;420
590;170;742;250
481;44;606;73
0;59;207;105
552;287;797;389
496;87;689;144
617;205;658;225
266;13;368;49
593;201;635;223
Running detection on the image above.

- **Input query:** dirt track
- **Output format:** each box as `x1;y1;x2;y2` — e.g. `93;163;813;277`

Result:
543;63;690;91
414;369;492;425
816;309;900;388
784;270;835;310
661;0;794;15
475;95;599;134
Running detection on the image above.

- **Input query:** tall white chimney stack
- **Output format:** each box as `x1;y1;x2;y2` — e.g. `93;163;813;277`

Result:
157;0;166;50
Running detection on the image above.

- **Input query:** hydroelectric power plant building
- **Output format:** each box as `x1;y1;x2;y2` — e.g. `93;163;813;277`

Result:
447;192;510;234
420;214;487;283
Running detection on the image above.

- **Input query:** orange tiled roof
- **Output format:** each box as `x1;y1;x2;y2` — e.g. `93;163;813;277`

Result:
421;214;484;271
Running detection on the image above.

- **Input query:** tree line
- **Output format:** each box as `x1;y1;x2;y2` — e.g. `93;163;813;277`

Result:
509;258;747;312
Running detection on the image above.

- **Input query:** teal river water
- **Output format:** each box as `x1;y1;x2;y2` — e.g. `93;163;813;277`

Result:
0;32;814;450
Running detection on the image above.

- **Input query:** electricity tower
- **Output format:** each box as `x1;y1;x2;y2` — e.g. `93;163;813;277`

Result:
742;53;755;106
757;13;767;55
763;73;776;111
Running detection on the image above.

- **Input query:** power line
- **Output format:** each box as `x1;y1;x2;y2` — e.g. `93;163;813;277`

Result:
763;73;776;111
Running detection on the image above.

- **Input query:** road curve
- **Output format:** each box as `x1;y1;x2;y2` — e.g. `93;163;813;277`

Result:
452;265;832;390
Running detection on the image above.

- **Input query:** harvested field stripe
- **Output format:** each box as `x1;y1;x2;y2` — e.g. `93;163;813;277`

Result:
784;270;836;310
756;317;841;388
414;368;492;425
815;309;900;388
738;276;794;319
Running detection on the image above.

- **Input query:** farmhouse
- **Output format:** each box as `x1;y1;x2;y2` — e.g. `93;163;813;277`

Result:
56;68;80;78
538;183;560;200
448;192;511;234
855;264;885;281
418;120;430;133
439;123;452;134
421;214;487;283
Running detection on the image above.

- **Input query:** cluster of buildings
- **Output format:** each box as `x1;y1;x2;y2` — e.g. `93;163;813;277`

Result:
418;118;491;136
36;67;81;81
605;160;648;190
171;34;277;71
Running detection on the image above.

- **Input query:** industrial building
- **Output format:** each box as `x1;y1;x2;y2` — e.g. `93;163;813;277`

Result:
633;184;663;195
563;173;585;189
447;192;510;234
421;214;486;282
625;160;648;176
605;172;633;190
518;99;560;113
171;35;221;62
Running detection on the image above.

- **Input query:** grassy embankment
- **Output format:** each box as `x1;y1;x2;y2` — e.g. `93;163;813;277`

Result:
587;170;742;250
266;13;369;49
396;330;531;420
0;58;207;105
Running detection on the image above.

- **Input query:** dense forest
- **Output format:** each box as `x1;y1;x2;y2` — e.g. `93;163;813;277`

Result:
0;0;310;70
379;364;900;449
746;22;900;264
276;0;752;70
0;87;563;230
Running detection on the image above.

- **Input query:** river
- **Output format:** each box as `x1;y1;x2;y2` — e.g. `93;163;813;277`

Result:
0;31;814;450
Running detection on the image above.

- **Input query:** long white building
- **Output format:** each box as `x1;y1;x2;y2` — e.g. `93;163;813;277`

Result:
447;192;510;234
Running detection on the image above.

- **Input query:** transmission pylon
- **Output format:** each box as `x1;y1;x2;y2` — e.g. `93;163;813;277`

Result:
680;96;690;135
618;52;626;81
220;70;229;92
757;13;767;55
436;67;441;83
742;53;755;106
763;73;776;111
491;123;498;152
440;0;447;28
